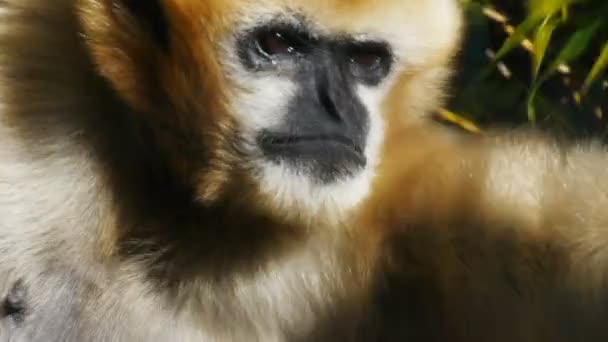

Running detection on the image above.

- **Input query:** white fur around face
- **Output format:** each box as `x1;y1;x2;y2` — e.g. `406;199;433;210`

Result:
254;159;375;225
229;73;297;134
226;80;389;225
219;14;399;224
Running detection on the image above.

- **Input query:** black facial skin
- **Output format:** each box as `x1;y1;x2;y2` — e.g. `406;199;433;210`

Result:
238;21;394;183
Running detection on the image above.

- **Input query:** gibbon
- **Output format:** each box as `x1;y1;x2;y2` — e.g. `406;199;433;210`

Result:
1;0;608;341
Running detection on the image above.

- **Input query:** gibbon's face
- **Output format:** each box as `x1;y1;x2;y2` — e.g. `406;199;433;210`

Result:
80;0;462;222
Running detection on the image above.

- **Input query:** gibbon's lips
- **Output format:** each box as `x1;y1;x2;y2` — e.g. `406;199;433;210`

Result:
258;133;367;175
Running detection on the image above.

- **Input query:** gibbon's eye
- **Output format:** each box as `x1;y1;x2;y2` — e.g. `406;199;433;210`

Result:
350;49;381;68
238;24;313;70
257;31;294;56
347;42;393;85
254;28;308;58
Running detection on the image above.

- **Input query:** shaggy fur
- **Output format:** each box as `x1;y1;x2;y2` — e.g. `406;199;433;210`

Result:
1;0;608;341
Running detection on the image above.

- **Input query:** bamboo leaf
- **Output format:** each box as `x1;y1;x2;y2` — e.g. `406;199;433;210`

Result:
436;109;481;134
526;84;541;124
539;19;601;83
492;0;578;62
529;0;579;17
532;16;559;79
527;20;601;123
494;15;543;61
560;5;568;22
582;42;608;94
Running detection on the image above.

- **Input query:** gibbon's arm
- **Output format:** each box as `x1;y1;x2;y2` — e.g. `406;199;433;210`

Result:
366;123;608;341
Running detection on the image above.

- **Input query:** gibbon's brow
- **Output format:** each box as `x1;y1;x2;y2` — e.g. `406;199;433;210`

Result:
241;15;394;57
242;14;319;40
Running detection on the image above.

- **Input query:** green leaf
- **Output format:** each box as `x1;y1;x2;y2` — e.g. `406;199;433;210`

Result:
528;0;580;17
532;15;560;79
543;19;602;77
526;83;541;124
493;14;542;61
582;42;608;94
527;19;601;123
494;0;583;62
492;0;578;62
560;5;569;22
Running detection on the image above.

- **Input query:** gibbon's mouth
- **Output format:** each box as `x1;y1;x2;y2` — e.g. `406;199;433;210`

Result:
260;134;362;152
258;133;367;179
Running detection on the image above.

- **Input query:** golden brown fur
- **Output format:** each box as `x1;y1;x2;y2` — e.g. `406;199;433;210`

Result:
2;0;608;341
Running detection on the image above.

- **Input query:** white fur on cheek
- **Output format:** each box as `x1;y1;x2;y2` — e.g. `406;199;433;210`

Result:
231;73;298;138
221;35;298;140
251;85;387;224
357;84;386;174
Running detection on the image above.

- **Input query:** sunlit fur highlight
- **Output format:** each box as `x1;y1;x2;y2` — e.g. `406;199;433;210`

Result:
4;0;608;341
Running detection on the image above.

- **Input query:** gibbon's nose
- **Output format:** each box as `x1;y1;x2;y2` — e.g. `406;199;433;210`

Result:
284;59;370;143
314;62;352;124
314;58;368;132
257;57;369;183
